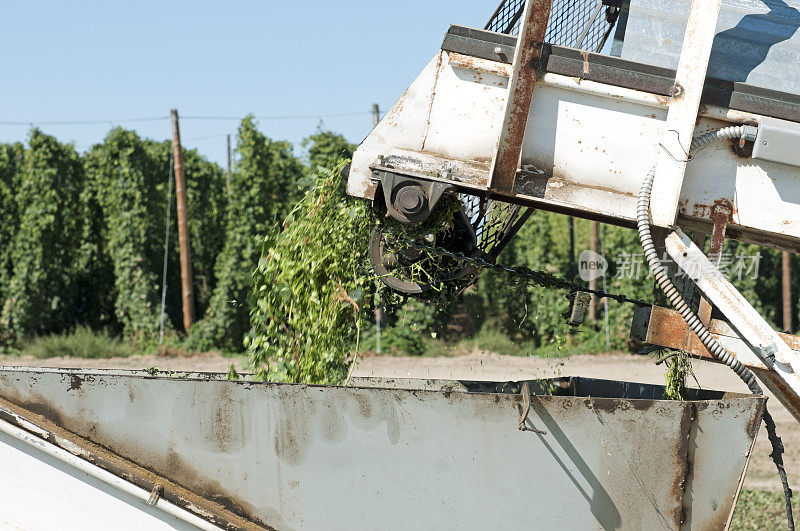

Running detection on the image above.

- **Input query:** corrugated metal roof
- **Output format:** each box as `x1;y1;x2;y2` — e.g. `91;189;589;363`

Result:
619;0;800;95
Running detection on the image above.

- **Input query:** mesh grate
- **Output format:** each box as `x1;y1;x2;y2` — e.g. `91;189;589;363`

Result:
485;0;527;34
461;195;521;256
472;0;620;260
486;0;617;52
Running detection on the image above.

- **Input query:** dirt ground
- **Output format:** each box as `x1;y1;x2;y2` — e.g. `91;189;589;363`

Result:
1;350;796;492
0;351;248;373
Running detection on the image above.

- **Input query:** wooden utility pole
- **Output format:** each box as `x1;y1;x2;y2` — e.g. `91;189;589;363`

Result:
568;216;576;279
589;221;599;320
226;134;232;195
170;109;195;331
372;103;380;127
783;251;793;333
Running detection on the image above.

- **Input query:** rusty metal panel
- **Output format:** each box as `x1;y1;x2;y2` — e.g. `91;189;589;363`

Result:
632;304;800;370
632;303;800;421
0;368;764;530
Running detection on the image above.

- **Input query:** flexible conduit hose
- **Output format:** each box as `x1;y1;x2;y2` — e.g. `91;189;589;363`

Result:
637;126;762;395
637;125;794;530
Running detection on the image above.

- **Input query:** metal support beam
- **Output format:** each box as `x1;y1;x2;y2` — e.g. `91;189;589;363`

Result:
633;305;800;373
488;0;553;195
650;0;723;227
665;229;800;420
632;304;800;421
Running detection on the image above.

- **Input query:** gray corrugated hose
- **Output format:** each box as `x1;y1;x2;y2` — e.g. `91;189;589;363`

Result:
637;126;762;394
637;125;793;530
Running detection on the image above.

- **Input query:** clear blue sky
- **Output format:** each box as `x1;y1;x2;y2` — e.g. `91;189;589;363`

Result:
1;1;492;166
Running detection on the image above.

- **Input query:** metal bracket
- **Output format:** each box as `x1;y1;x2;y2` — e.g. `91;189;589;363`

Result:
753;117;800;168
147;484;164;506
377;171;455;225
565;292;592;326
518;382;547;434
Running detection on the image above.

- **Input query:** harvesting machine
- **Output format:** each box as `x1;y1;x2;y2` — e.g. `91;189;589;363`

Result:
351;0;800;414
352;1;800;418
1;0;800;529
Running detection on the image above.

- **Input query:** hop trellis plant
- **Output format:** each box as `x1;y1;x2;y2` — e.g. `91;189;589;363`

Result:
246;161;374;384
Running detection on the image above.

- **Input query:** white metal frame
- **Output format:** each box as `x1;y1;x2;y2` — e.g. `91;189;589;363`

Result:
649;0;724;227
348;29;800;252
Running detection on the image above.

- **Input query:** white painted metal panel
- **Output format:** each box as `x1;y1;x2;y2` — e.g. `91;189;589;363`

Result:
423;53;508;165
0;428;197;530
349;51;800;250
347;53;444;199
650;0;724;227
0;368;764;530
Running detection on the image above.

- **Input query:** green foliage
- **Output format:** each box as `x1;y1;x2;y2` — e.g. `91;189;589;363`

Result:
1;131;87;342
84;130;226;347
21;326;135;359
83;128;166;345
0;143;23;344
0;121;797;367
226;364;240;380
730;489;799;530
479;211;576;348
368;301;444;357
192;116;305;351
661;350;691;400
247;161;374;384
303;129;355;175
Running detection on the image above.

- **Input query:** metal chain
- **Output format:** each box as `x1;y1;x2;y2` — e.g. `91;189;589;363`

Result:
380;229;652;307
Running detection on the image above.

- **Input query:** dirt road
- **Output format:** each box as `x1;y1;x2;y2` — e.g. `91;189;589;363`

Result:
1;350;796;492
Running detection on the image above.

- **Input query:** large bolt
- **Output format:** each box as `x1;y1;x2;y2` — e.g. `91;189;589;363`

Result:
396;186;425;215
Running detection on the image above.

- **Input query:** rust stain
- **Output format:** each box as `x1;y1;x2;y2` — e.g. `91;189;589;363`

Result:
586;397;657;414
745;399;766;439
68;374;83;391
447;52;511;78
670;403;695;527
754;369;800;421
655;94;671;106
646;306;693;352
709;204;731;262
712;199;736;220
